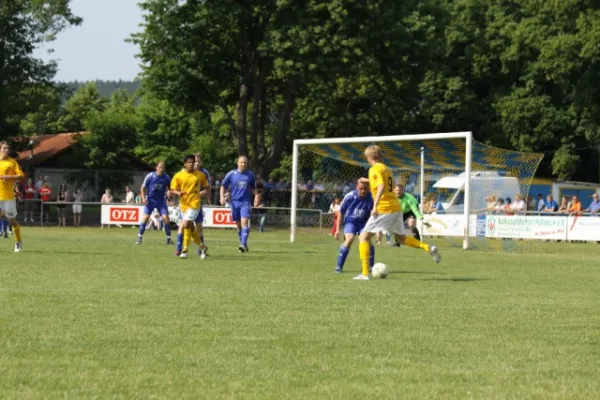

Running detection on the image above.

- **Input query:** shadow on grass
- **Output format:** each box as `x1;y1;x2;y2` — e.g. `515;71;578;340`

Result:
422;277;490;282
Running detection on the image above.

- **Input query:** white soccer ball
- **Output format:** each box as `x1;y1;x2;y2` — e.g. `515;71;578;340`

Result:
371;262;389;279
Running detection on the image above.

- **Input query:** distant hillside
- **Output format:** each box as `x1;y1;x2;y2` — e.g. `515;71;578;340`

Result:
62;80;141;99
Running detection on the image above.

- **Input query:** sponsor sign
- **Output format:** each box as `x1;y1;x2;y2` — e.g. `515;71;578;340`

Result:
423;214;478;237
567;216;600;241
203;208;237;228
485;215;567;240
476;214;486;238
101;205;238;228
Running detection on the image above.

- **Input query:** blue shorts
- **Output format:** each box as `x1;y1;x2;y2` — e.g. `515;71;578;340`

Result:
344;221;366;236
144;201;169;217
231;201;252;222
195;208;204;223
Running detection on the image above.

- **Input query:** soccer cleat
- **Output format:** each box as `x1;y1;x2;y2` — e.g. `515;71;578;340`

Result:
14;242;22;253
238;245;248;253
429;245;441;263
3;231;7;239
335;266;343;273
174;251;181;257
353;274;370;280
179;252;189;259
200;246;208;259
166;238;172;245
136;237;142;245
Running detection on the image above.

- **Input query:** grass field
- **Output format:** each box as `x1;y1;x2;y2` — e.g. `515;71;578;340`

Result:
1;227;599;399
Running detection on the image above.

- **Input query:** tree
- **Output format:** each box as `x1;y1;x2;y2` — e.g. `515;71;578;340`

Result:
0;0;80;140
55;82;107;132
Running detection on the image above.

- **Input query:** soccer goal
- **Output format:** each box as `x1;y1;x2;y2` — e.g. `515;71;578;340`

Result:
290;132;543;250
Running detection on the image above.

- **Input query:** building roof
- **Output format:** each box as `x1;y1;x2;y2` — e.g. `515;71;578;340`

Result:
17;132;87;167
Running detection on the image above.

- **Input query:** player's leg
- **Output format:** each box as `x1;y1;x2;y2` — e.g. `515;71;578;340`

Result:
175;214;186;256
159;204;172;244
355;227;374;280
336;222;356;273
137;203;153;244
2;201;22;252
407;215;421;240
239;203;251;252
392;213;440;263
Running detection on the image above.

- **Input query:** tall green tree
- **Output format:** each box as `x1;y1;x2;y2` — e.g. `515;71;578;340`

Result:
0;0;80;140
55;82;107;132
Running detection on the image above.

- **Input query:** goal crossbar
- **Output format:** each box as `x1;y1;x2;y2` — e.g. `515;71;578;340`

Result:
291;132;473;250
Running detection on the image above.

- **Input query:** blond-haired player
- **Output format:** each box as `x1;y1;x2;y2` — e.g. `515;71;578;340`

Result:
354;145;440;280
0;141;25;252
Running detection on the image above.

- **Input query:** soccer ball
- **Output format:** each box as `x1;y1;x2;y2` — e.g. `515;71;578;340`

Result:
371;263;389;279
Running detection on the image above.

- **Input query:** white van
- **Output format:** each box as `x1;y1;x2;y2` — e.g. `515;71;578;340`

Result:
430;171;521;213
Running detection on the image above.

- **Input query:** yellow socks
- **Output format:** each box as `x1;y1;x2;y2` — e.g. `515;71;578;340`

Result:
403;236;429;252
183;228;191;252
12;222;21;243
359;241;371;276
191;229;202;246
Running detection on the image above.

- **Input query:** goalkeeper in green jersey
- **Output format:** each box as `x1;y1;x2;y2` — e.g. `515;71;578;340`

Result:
391;183;430;245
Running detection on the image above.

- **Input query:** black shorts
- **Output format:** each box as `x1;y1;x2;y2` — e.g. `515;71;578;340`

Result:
57;204;66;209
403;211;416;222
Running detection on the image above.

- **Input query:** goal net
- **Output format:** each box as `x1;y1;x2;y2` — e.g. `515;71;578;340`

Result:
290;132;544;250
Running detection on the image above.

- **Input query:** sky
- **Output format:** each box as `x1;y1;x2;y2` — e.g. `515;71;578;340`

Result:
34;0;143;82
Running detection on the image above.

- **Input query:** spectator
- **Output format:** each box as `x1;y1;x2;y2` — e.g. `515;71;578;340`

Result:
526;195;537;211
124;186;135;204
557;196;569;213
72;188;83;227
495;198;505;213
35;176;44;193
544;195;559;213
510;194;526;214
536;194;545;213
101;189;113;229
39;181;52;224
255;192;268;233
568;195;582;216
23;178;36;223
223;192;231;207
485;195;497;213
426;195;444;214
147;209;162;231
135;193;142;204
584;193;600;215
504;197;513;215
56;183;68;227
329;197;341;239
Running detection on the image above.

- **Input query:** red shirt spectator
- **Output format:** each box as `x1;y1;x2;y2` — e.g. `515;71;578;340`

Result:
24;180;36;199
39;183;52;202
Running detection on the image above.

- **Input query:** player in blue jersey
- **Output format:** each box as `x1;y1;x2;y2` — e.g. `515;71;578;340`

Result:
334;180;375;273
220;155;258;253
194;154;211;257
136;161;173;245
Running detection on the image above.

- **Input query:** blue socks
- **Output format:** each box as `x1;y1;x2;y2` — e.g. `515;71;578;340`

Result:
164;223;171;239
337;245;350;271
138;223;146;237
369;244;375;268
241;227;249;247
176;233;183;253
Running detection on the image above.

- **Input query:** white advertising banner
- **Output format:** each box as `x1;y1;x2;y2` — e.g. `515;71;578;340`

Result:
485;215;567;240
567;216;600;241
423;214;478;237
101;204;237;228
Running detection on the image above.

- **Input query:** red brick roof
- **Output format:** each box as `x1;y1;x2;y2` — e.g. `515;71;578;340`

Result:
17;132;88;167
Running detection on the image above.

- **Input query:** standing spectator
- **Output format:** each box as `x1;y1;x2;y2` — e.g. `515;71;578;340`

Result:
39;181;52;224
35;176;44;193
56;183;68;227
330;197;341;239
544;195;559;213
557;196;569;213
72;188;83;227
124;186;135;204
23;178;36;222
510;194;526;214
100;189;113;229
536;194;545;213
584;193;600;215
255;192;268;233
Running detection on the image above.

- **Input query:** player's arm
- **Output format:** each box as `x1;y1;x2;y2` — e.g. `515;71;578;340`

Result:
140;173;151;203
0;161;25;182
169;175;184;196
220;172;231;205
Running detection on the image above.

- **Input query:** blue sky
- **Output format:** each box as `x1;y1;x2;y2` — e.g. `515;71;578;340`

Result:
34;0;143;82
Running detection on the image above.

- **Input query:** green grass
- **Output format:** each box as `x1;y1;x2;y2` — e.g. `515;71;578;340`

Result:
1;227;599;399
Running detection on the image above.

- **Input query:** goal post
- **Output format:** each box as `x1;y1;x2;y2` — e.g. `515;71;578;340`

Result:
290;132;543;250
291;132;474;248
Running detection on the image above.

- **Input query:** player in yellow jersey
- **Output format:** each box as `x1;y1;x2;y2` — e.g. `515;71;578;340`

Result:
0;141;25;252
354;145;441;280
170;154;209;259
